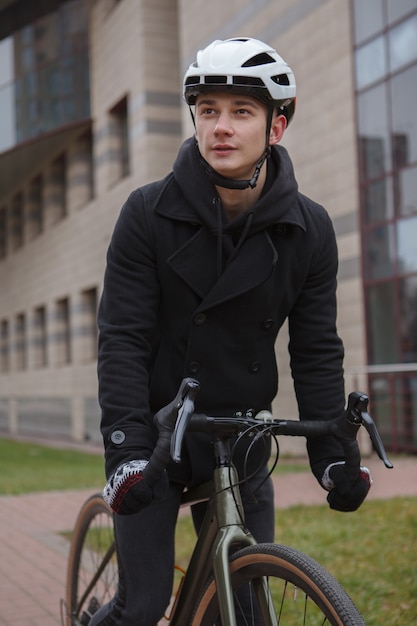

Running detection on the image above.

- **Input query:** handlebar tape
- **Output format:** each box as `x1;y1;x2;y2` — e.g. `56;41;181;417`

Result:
277;417;361;482
142;429;172;487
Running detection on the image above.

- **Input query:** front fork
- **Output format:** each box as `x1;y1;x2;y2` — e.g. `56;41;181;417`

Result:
211;441;278;626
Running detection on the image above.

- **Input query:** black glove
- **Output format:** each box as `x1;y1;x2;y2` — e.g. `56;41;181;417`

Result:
103;460;168;515
321;461;372;512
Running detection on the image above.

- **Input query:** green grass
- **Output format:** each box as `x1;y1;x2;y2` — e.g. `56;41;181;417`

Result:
0;438;105;494
275;498;417;625
174;497;417;626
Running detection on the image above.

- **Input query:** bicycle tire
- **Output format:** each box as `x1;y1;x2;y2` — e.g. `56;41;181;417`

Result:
65;494;118;626
191;543;366;626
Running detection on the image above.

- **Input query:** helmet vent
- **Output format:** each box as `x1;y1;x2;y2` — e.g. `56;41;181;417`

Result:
205;75;228;84
233;76;265;87
185;75;200;86
242;53;275;67
271;73;290;85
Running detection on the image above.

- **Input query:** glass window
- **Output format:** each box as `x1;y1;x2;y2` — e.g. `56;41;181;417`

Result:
56;298;71;365
366;282;399;363
33;306;47;368
15;312;27;370
51;153;67;221
0;82;16;151
391;65;417;167
396;166;417;215
109;96;130;183
0;319;10;372
355;35;386;88
0;208;7;258
0;37;13;86
353;0;384;44
365;223;396;279
399;275;417;362
22;45;34;71
80;287;98;362
10;193;24;251
28;175;43;238
8;0;90;148
387;0;417;25
0;37;16;151
361;176;394;223
358;84;391;177
75;130;94;205
396;215;417;273
389;14;417;72
369;375;393;444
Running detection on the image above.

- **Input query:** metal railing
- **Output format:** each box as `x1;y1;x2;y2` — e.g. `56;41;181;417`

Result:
346;364;417;454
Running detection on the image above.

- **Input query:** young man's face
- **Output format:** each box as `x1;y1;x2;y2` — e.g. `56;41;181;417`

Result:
194;92;286;182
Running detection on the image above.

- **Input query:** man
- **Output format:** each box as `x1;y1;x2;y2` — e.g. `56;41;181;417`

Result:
93;38;371;625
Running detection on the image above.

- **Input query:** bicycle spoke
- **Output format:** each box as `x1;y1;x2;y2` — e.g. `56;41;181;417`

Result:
66;495;118;626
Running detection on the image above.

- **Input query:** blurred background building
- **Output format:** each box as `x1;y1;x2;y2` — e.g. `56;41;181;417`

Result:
0;0;416;453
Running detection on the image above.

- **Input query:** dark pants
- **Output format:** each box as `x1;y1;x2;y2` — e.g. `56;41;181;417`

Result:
90;471;275;626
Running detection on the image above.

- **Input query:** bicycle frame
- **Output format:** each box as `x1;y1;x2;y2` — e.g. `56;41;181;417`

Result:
66;383;393;626
168;438;276;626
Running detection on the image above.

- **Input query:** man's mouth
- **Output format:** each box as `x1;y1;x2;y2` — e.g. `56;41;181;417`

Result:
213;144;235;153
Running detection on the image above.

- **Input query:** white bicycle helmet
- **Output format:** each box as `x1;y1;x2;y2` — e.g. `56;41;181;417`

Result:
184;37;296;124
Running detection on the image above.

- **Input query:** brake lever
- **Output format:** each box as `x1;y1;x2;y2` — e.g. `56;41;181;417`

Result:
170;378;200;463
154;377;200;433
347;391;393;469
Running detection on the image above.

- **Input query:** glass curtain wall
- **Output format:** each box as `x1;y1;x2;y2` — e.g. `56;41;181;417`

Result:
0;0;89;152
352;0;417;451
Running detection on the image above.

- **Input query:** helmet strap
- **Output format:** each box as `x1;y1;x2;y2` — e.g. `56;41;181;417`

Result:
199;147;271;190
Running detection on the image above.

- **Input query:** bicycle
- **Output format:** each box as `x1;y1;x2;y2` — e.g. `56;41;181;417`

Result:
63;378;393;626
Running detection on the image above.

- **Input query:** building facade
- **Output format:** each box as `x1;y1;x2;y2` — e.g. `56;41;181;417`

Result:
0;0;416;452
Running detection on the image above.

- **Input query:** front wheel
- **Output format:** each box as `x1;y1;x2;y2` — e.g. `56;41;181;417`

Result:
65;494;118;626
192;543;365;626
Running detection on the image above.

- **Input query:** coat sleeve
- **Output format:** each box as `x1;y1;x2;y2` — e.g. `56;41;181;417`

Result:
97;189;160;478
288;206;347;483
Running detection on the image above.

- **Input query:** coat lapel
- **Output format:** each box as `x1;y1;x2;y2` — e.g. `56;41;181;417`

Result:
167;229;277;309
167;228;218;299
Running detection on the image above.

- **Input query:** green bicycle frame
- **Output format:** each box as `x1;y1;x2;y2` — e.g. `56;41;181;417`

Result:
169;439;277;626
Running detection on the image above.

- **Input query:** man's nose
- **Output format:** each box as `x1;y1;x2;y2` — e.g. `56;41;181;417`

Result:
214;112;233;134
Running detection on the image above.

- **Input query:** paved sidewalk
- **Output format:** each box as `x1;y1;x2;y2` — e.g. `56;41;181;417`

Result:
0;455;416;625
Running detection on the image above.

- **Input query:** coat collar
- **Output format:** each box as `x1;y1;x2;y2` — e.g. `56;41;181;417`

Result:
155;138;307;233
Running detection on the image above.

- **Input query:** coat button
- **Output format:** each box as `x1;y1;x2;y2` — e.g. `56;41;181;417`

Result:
194;313;206;326
110;430;126;445
189;361;200;373
249;361;261;373
262;318;274;330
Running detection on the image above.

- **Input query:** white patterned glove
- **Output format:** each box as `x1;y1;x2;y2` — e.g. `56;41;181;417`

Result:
103;460;168;515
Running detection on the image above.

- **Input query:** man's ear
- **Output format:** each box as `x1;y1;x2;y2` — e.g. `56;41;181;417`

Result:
269;114;287;145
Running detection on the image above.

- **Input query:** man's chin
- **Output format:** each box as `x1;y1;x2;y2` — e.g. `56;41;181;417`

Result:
207;163;249;181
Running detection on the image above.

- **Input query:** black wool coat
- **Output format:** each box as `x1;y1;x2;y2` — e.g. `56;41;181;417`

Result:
98;138;346;486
